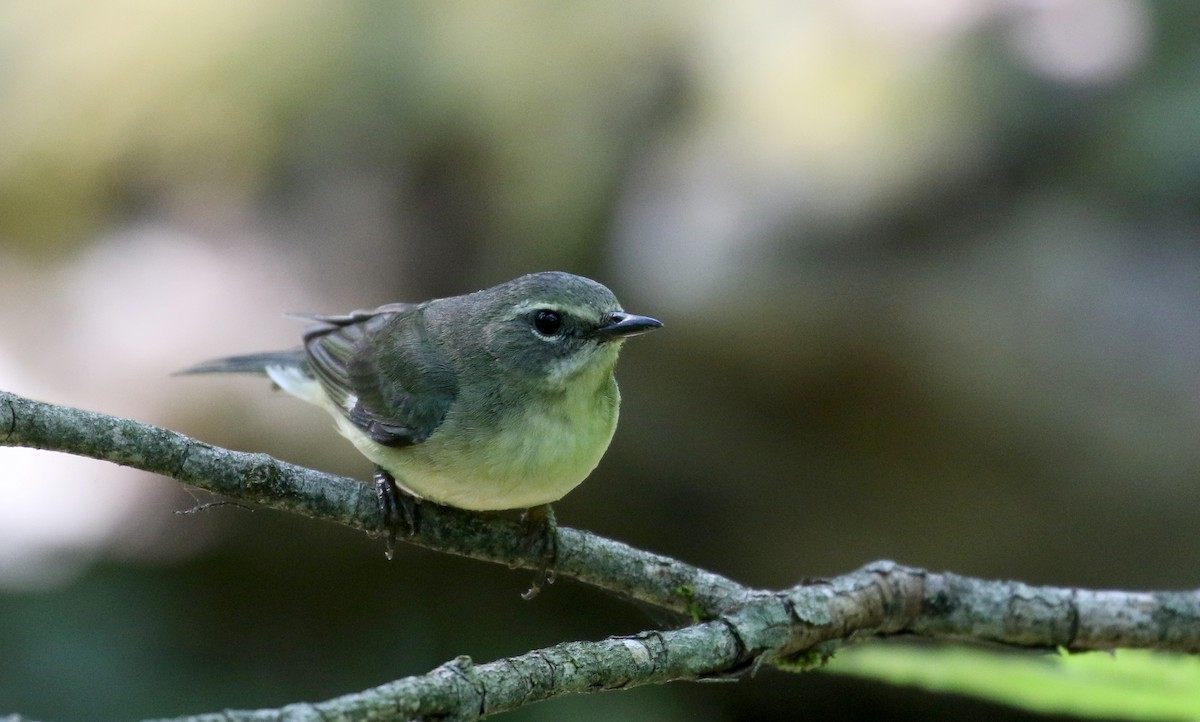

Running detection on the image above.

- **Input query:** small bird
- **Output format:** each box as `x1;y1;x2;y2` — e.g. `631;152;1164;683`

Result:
181;271;661;591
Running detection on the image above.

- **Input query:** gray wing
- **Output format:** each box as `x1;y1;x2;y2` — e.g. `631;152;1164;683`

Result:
300;303;457;448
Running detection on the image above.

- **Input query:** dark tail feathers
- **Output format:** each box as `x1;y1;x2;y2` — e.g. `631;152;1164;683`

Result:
175;349;306;376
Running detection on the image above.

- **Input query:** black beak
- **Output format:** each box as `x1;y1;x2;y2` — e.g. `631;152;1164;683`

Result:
594;312;663;340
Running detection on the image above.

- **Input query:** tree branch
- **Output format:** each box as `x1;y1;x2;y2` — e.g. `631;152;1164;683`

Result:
0;389;745;618
3;389;1199;721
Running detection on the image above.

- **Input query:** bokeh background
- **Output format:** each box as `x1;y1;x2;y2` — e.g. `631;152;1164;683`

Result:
1;1;1197;720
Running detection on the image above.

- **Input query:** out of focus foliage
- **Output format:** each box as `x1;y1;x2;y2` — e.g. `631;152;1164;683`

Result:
828;645;1200;720
2;2;1197;720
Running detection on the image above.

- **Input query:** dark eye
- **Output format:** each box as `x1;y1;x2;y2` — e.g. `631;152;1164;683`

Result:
533;309;563;336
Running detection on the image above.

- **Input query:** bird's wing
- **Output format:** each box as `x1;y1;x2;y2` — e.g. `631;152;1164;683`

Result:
301;303;457;448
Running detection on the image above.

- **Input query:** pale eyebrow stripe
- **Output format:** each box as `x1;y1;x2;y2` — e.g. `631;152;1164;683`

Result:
504;300;603;321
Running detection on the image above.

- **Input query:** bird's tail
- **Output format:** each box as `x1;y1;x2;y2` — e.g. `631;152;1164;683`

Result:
175;350;307;376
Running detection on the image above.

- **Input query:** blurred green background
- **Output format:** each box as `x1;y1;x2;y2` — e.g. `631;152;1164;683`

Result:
1;1;1197;720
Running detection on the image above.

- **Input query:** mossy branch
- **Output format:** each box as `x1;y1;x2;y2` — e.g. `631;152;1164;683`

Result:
3;389;1198;721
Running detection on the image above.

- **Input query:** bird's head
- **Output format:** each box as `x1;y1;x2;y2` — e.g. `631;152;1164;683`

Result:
456;271;661;390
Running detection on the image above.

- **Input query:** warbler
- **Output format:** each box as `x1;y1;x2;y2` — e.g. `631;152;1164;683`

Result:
181;271;660;568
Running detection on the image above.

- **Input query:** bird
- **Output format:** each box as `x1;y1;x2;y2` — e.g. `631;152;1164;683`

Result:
180;271;661;593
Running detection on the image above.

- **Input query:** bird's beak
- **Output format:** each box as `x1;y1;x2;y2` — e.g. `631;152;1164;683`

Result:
594;312;663;340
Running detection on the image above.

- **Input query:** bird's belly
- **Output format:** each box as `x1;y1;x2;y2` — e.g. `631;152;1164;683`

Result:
339;396;619;511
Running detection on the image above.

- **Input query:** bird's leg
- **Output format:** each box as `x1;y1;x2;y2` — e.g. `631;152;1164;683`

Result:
519;503;559;600
374;466;420;560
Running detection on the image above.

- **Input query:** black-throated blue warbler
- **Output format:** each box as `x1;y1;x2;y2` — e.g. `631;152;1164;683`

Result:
182;271;661;593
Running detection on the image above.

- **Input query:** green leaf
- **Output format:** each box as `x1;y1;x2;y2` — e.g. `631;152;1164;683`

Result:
823;644;1200;719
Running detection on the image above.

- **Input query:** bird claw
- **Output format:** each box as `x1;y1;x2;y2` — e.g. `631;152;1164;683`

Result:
374;467;420;560
520;504;559;600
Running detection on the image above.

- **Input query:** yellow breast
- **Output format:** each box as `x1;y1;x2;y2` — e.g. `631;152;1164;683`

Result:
336;378;621;511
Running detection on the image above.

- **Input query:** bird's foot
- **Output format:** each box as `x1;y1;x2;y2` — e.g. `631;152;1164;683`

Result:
519;504;559;600
375;467;420;560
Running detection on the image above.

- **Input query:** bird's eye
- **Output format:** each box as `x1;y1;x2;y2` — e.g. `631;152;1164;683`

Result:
532;309;563;336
